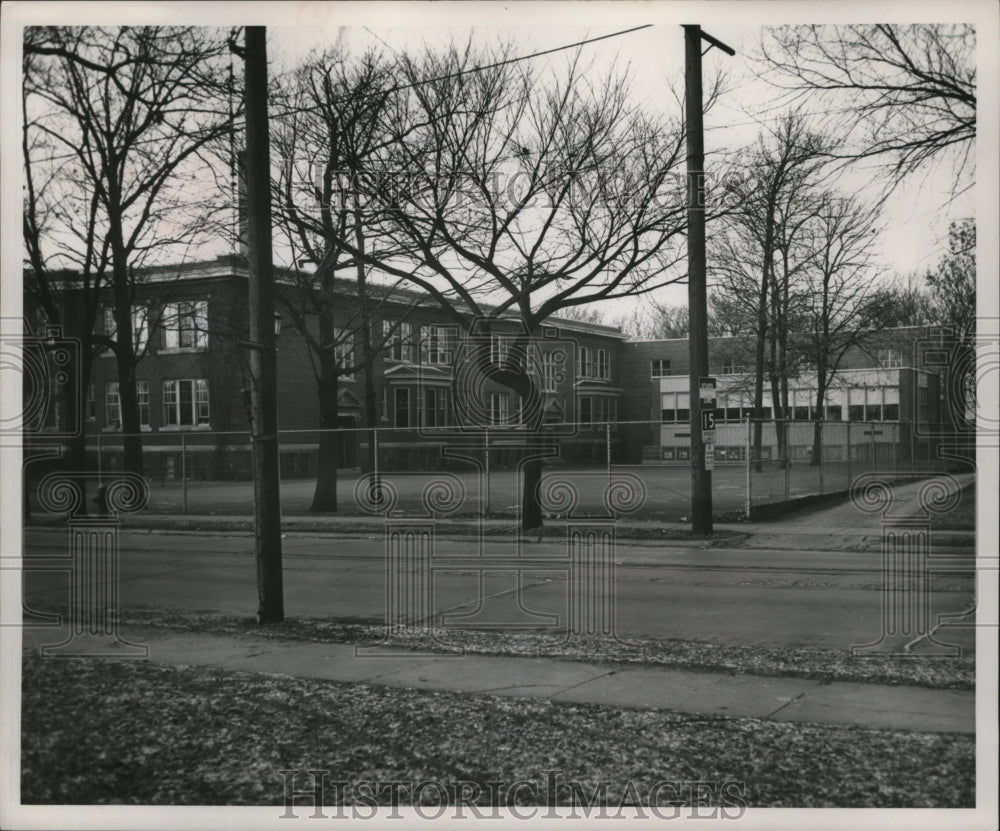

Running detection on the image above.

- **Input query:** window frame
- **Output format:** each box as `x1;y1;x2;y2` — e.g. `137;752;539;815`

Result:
394;387;411;427
162;378;210;427
651;359;670;378
105;382;121;428
595;348;610;380
162;301;208;351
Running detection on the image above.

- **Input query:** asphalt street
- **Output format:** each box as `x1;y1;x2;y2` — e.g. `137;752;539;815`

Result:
21;528;976;655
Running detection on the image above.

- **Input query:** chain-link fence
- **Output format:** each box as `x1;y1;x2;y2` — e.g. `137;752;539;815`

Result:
24;419;964;521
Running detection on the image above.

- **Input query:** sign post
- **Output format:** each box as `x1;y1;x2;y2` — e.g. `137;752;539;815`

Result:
699;377;717;474
684;24;733;534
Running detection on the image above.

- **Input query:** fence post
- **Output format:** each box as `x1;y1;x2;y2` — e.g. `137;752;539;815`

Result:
181;433;187;515
892;422;898;479
818;420;824;495
847;423;853;485
373;428;380;516
783;423;790;502
744;414;751;519
484;426;491;515
606;421;612;490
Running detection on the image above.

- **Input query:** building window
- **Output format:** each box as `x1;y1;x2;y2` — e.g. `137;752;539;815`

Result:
137;380;150;427
163;379;210;426
877;348;903;369
132;307;149;352
491;335;509;367
424;387;449;427
394;387;410;427
579;396;593;425
421;325;456;365
595;348;610;380
825;405;843;421
577;347;593;378
661;408;676;423
542;351;561;392
334;328;354;379
384;320;415;362
651;359;670;378
102;306;150;352
793;405;810;421
721;359;745;375
594;397;617;423
490;392;509;426
866;404;883;421
105;382;121;428
848;405;865;421
883;404;899;421
86;384;96;421
163;301;207;350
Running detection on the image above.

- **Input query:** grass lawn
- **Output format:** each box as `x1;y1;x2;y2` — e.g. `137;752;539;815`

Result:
31;460;939;521
21;653;973;808
930;483;976;531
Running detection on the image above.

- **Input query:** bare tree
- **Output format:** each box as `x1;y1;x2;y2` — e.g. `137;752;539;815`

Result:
272;47;440;512
759;24;976;194
797;194;890;464
557;306;609;327
926;218;976;425
710;115;830;467
319;42;697;532
23;26;236;475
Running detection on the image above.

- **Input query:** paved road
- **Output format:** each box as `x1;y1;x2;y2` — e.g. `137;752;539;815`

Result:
22;529;976;655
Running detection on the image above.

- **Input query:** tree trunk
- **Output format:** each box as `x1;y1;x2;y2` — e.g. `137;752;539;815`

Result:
521;447;544;533
310;353;340;512
751;276;769;472
810;366;828;466
109;218;143;477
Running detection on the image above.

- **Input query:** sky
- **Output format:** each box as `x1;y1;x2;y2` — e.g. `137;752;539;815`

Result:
264;19;976;318
3;2;993;329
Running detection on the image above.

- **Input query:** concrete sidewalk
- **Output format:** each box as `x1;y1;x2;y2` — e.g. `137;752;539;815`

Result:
24;625;974;735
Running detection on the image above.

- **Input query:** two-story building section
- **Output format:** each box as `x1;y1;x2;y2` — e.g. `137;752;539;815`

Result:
27;256;965;478
54;256;628;478
618;328;958;464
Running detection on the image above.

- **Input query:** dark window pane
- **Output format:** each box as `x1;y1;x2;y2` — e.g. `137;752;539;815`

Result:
395;388;409;427
179;380;194;425
848;405;865;421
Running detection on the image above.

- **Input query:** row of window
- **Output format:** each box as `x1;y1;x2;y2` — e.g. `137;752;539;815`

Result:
660;404;902;423
103;301;208;352
380;323;612;382
93;379;210;429
380;387;618;429
648;349;904;379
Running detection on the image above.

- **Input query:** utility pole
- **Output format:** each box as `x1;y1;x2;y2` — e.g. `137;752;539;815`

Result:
244;26;284;622
684;24;734;535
